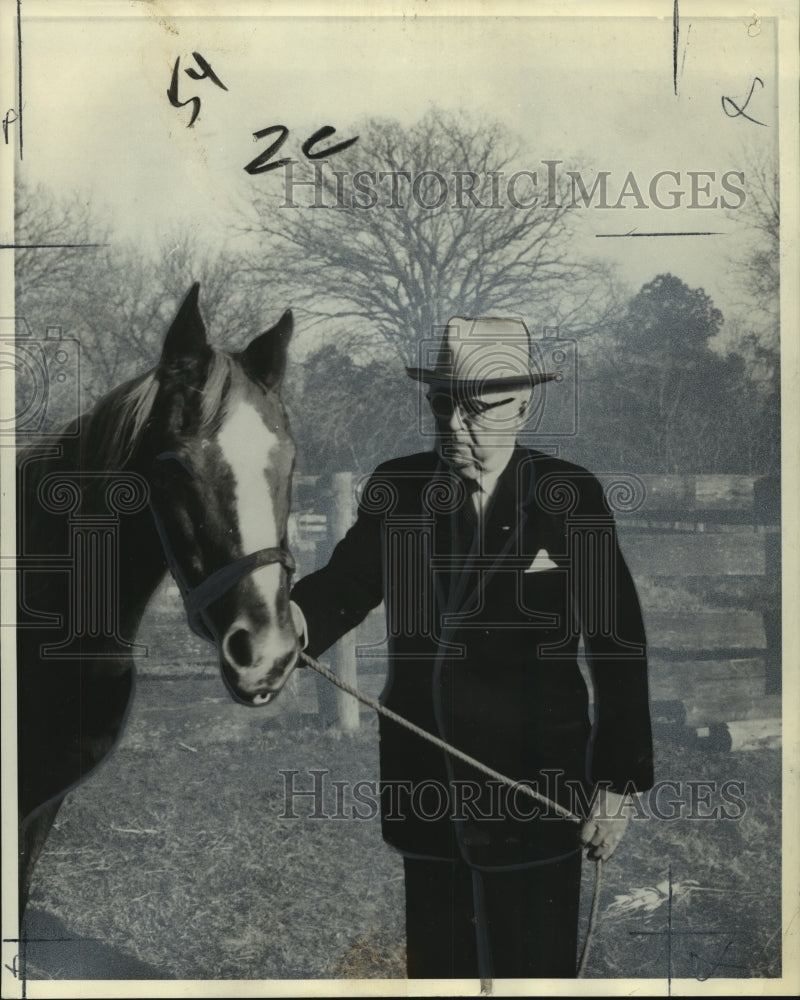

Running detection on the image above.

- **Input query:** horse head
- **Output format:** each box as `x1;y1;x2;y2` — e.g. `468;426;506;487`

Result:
140;284;299;705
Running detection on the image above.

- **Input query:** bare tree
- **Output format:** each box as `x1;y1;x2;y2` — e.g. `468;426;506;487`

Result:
719;149;780;474
14;180;285;419
728;150;779;319
720;148;780;380
68;229;286;398
155;229;286;351
14;179;110;301
241;108;605;364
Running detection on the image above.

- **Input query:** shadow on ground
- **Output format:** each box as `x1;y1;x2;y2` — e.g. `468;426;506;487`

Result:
20;908;174;980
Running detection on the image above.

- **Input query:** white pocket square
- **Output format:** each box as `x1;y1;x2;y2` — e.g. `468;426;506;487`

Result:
524;548;558;572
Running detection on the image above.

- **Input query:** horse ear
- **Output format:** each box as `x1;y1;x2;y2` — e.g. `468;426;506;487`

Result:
160;283;210;370
242;309;293;386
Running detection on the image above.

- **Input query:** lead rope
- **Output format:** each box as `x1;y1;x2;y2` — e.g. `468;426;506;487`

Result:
299;650;603;985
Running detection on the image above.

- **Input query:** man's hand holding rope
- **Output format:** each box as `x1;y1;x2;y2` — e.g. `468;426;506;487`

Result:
580;788;633;862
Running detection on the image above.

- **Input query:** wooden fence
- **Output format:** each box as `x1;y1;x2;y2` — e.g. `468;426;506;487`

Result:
141;471;780;748
289;472;781;746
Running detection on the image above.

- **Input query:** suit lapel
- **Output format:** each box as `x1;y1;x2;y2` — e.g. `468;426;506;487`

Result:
429;448;560;620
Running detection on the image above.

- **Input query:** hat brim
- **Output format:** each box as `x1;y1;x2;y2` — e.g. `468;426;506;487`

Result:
405;368;558;389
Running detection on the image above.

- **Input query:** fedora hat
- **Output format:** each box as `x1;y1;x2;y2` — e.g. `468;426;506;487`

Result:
405;316;557;391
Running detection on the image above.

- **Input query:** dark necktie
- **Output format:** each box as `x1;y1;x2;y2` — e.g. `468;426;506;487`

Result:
447;479;479;607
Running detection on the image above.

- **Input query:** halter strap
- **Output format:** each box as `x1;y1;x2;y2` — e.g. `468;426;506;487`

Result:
182;545;296;640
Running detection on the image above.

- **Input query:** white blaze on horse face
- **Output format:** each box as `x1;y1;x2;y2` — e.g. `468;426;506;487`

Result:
215;400;283;608
214;397;297;704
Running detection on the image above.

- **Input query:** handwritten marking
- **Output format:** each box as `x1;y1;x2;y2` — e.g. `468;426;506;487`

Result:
628;862;741;987
0;243;108;250
2;108;18;144
162;49;358;169
183;52;227;91
673;1;679;96
668;863;673;993
690;939;748;980
5;932;104;996
245;124;292;175
301;125;359;161
722;76;767;126
16;0;23;158
680;23;691;80
596;232;723;238
167;52;227;128
245;124;359;175
3;936;98;942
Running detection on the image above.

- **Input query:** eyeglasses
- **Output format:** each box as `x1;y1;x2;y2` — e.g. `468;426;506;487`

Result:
426;391;524;429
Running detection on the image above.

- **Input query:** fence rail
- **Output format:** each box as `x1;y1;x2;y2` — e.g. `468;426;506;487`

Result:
142;472;781;744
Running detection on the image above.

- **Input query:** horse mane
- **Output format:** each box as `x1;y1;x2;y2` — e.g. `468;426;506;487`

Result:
88;351;236;471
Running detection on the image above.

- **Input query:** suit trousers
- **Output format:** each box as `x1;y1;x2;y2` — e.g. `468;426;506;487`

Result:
403;851;583;979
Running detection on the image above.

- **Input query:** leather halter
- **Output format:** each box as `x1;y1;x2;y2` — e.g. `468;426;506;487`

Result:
180;545;296;642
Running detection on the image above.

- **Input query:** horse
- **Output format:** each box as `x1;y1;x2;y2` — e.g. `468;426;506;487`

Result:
16;283;300;919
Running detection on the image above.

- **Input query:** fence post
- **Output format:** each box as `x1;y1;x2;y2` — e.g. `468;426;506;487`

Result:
328;471;360;731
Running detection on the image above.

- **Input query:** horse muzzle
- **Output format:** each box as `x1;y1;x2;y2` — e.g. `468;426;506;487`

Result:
219;620;300;706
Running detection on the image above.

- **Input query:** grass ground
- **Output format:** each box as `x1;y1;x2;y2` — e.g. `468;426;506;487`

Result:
21;663;782;984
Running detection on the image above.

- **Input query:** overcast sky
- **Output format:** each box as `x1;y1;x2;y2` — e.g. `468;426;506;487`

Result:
13;3;780;322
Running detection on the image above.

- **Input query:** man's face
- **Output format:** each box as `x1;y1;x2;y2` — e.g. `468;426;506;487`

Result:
428;386;531;481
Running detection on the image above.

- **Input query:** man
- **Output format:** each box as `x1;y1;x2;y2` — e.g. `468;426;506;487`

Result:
291;317;653;979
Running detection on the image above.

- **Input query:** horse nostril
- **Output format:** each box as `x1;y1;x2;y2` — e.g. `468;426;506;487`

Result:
224;627;253;669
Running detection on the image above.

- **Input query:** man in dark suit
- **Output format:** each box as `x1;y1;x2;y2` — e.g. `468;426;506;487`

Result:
291;316;653;979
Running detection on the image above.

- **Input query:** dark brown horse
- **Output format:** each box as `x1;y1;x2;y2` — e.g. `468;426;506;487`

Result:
17;284;299;917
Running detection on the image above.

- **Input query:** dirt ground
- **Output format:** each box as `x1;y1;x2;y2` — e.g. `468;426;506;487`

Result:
19;648;782;985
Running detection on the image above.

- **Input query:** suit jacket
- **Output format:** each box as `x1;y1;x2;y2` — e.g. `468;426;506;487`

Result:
292;448;653;868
